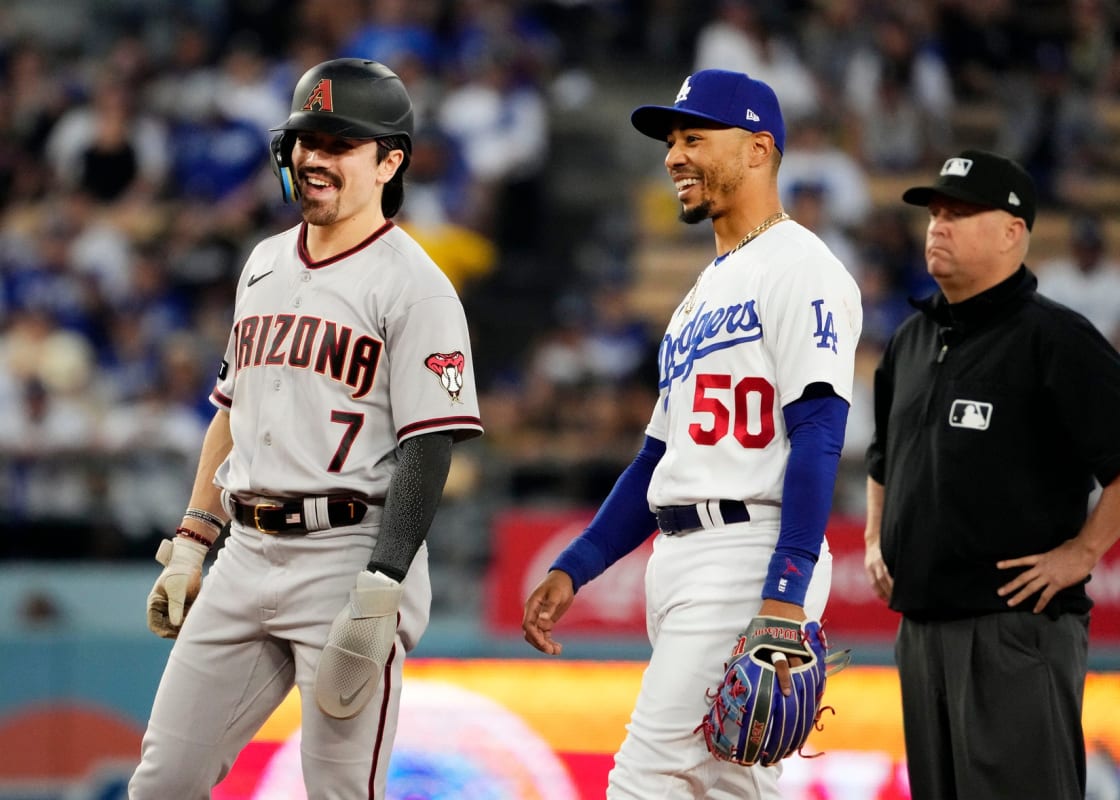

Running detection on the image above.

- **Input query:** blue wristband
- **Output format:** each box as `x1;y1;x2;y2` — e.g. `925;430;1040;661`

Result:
762;550;816;603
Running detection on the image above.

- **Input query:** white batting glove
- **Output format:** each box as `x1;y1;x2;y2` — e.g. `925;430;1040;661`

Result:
146;537;208;639
315;570;403;719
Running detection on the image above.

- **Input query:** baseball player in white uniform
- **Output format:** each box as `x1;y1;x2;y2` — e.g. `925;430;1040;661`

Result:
523;69;862;798
129;59;482;800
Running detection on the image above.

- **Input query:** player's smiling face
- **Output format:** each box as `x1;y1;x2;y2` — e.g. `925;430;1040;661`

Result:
664;122;751;224
292;131;392;226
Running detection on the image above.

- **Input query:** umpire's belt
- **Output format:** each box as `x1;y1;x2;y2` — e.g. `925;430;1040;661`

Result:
229;495;377;534
656;500;751;535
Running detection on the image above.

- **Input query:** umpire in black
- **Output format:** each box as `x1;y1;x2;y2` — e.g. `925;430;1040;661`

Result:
863;149;1120;800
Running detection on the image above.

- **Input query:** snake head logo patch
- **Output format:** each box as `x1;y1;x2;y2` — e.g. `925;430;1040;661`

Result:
425;351;466;402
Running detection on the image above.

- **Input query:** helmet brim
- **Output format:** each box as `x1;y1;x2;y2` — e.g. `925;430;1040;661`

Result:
271;111;385;140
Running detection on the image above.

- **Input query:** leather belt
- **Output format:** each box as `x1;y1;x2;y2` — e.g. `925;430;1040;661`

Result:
656;500;751;535
229;496;376;534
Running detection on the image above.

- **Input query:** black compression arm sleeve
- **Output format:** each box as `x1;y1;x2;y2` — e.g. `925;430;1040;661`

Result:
366;432;454;582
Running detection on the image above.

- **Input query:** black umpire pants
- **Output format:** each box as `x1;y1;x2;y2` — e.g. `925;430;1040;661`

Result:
896;611;1089;800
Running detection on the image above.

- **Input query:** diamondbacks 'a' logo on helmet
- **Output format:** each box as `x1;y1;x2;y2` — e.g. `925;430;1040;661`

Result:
425;352;466;402
302;79;334;112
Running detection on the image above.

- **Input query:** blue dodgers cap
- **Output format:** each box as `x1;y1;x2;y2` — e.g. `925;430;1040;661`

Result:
631;69;786;152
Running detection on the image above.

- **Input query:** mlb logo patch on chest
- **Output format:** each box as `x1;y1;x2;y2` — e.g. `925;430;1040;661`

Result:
948;399;992;430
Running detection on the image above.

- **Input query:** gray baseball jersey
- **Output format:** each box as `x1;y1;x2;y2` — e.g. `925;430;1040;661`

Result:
129;220;482;800
211;219;483;498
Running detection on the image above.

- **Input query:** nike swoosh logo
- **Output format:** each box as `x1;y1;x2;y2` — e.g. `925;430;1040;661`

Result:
339;675;371;707
247;270;273;287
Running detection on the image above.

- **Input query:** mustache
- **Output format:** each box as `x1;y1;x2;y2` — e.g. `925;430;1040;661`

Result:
298;167;340;187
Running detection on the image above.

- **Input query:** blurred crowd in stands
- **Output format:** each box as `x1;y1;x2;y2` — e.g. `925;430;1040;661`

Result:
1;0;1120;606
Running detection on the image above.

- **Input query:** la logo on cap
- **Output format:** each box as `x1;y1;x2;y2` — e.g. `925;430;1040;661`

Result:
941;157;973;177
1008;192;1021;206
675;78;692;104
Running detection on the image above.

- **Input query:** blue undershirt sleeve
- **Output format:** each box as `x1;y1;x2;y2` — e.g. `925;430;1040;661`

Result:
762;393;849;607
549;435;665;592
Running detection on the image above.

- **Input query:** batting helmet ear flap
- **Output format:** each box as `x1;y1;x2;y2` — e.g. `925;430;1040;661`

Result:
270;132;299;203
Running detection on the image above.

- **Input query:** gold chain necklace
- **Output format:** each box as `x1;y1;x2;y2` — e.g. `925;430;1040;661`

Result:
683;211;790;314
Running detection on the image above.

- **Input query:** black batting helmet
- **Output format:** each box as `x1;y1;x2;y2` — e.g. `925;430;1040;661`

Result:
269;58;414;217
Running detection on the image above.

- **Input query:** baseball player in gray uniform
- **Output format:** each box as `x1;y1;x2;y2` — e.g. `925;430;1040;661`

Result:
128;59;482;799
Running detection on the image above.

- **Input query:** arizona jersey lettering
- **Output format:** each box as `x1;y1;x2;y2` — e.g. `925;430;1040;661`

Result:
212;222;482;498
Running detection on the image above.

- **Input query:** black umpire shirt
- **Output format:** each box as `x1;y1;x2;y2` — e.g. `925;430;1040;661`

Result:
866;265;1120;618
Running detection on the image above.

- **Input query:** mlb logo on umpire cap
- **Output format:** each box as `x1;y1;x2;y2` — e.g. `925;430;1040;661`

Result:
941;157;972;177
631;70;786;153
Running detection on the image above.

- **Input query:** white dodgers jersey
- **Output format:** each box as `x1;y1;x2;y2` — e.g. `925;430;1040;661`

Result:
646;220;862;508
211;221;483;499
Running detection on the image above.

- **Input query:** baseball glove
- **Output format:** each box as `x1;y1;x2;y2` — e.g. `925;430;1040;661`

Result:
698;615;850;767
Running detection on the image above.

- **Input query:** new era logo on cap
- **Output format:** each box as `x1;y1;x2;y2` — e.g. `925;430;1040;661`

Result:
903;149;1036;230
631;69;786;152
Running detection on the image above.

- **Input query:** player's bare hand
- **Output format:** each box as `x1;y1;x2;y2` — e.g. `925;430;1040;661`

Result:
997;539;1096;614
757;599;805;695
522;570;575;656
864;541;893;602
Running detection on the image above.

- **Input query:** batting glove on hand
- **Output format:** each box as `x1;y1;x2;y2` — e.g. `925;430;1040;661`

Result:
146;537;208;639
315;570;403;719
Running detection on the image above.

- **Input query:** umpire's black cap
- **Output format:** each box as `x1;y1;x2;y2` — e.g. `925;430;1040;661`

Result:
902;149;1036;231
